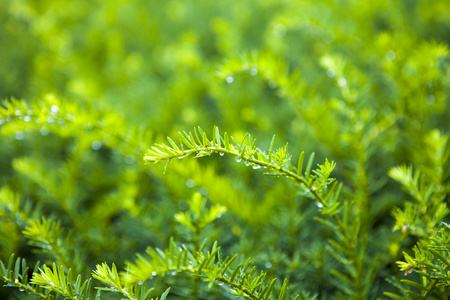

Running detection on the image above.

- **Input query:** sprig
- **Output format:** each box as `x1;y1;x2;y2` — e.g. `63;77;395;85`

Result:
0;254;49;299
145;126;339;213
0;96;152;157
121;238;300;300
174;192;227;234
31;263;93;300
385;223;450;299
22;218;82;273
93;263;170;300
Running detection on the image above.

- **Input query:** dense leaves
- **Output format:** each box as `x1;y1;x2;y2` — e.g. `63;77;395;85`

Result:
1;0;450;299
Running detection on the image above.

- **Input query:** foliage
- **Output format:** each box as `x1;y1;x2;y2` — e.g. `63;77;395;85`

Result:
0;0;450;299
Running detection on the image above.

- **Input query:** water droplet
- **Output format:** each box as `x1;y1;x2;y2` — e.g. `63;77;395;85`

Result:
218;282;224;286
273;23;287;38
311;26;323;39
185;179;195;188
0;119;4;125
50;105;59;113
323;29;335;44
40;127;50;136
386;50;396;60
200;187;208;196
338;78;347;86
15;110;22;116
152;271;157;276
178;199;189;211
265;262;272;268
91;141;102;150
137;281;143;285
304;188;310;195
124;154;135;164
252;165;261;169
226;76;234;83
326;68;335;78
250;68;258;76
268;80;277;89
171;271;177;275
216;214;222;218
47;117;54;123
19;289;24;292
15;131;24;140
24;116;31;122
6;116;11;121
219;152;225;156
244;161;251;166
235;156;242;163
317;202;323;208
163;160;170;174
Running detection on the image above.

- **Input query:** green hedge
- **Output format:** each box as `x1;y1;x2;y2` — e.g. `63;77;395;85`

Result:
0;0;449;299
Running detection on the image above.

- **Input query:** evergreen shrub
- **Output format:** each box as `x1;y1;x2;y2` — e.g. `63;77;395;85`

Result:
0;0;449;299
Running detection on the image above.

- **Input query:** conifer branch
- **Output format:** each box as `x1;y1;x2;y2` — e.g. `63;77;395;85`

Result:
386;223;450;299
145;126;339;213
31;263;93;300
0;254;172;300
0;97;152;157
22;218;80;274
121;238;298;300
0;254;51;299
93;261;170;300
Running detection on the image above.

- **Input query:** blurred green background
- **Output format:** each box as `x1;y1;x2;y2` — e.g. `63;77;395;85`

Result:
0;0;449;299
